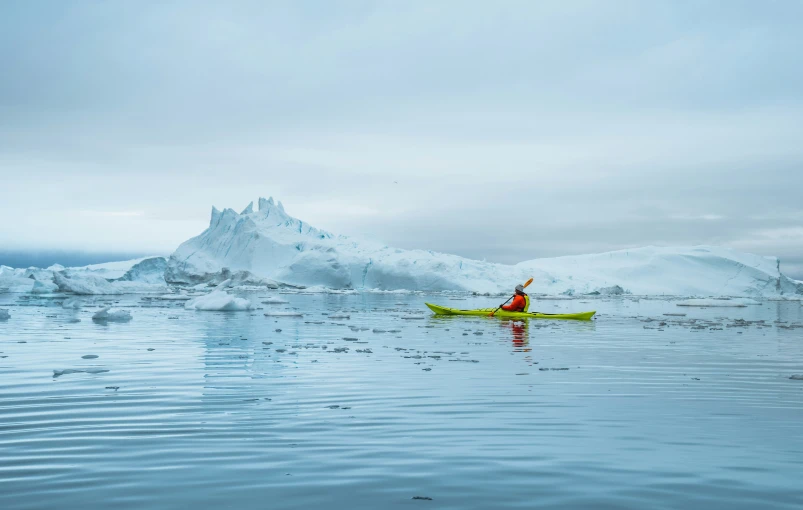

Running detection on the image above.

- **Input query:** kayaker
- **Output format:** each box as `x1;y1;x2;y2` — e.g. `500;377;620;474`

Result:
501;285;530;312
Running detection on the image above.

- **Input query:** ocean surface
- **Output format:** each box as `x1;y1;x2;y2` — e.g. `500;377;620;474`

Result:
1;292;802;509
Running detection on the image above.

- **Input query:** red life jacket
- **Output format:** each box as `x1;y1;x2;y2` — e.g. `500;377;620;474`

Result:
502;294;527;312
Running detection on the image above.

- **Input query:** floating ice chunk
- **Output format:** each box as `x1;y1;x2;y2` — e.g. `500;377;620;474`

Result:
154;293;191;301
92;307;133;322
261;296;290;304
0;309;9;321
263;311;304;317
328;314;350;319
676;298;760;307
184;290;253;311
401;314;427;320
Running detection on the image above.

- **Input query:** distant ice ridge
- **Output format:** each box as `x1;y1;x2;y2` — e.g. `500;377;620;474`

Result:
165;197;803;298
0;257;168;294
3;197;803;298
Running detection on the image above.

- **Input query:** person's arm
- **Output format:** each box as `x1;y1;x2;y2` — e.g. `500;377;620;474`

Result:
502;295;524;311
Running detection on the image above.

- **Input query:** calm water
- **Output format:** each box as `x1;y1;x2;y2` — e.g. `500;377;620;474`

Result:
1;293;802;509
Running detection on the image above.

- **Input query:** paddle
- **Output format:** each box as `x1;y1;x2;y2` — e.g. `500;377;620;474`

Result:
489;278;533;317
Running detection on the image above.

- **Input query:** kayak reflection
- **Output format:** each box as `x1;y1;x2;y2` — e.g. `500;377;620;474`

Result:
501;319;531;352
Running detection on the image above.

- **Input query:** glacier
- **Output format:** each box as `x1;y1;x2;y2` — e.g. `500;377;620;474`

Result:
2;196;802;298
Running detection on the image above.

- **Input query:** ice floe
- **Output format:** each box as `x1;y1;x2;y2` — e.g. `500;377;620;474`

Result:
184;290;253;311
92;307;133;322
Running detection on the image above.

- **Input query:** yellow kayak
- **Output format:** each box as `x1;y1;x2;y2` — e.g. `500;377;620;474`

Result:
425;303;596;321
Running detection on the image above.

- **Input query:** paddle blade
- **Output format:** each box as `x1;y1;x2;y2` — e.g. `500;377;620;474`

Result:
522;277;534;288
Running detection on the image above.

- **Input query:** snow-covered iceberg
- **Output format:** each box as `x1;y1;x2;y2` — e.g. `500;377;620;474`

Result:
165;197;803;297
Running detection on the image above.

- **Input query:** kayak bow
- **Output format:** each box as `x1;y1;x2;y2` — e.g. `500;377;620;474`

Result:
426;303;595;321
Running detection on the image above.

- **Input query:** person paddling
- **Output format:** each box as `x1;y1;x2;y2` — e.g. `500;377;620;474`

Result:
501;284;530;313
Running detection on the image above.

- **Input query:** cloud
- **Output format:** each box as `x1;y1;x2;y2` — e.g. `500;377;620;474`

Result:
0;1;802;270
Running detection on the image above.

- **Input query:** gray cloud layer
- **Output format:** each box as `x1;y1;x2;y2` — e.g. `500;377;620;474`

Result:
1;1;802;277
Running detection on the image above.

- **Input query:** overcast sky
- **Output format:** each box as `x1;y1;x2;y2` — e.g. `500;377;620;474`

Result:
1;1;802;276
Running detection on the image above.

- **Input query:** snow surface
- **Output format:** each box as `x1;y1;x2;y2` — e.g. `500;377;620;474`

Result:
184;290;253;311
164;197;803;297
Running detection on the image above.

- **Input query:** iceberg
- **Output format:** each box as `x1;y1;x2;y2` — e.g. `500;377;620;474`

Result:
184;290;253;311
165;197;803;298
92;307;132;322
50;266;166;295
31;280;59;294
54;271;119;295
5;196;802;298
116;257;168;284
75;257;157;280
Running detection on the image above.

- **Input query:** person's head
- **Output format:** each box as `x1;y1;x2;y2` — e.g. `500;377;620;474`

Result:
515;284;525;295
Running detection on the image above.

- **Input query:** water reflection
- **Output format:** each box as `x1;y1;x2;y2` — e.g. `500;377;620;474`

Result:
500;319;530;351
